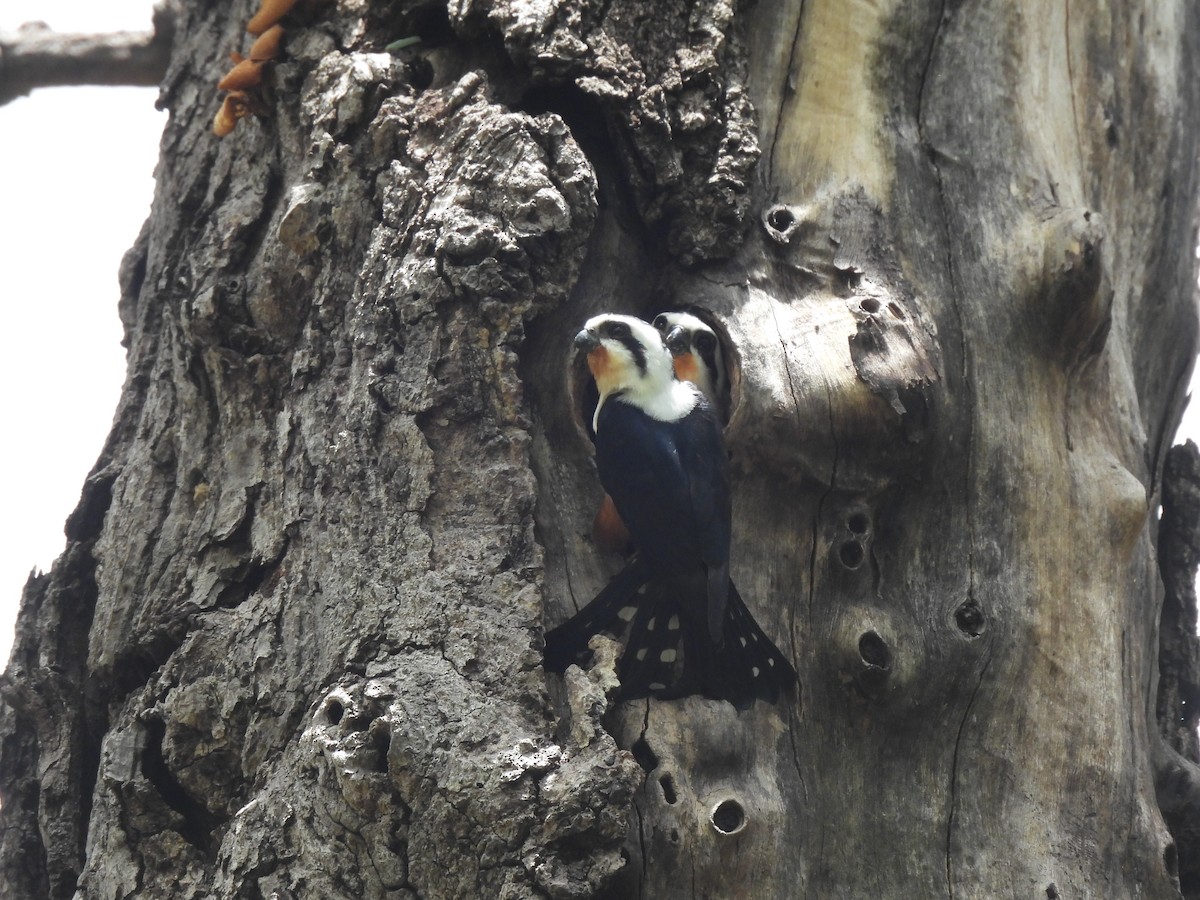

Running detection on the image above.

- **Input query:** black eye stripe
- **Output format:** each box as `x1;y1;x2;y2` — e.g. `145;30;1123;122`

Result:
695;333;719;373
616;333;647;374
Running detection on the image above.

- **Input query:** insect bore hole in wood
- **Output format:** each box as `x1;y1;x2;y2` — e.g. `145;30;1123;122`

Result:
839;540;865;569
766;206;794;232
710;799;747;835
954;598;987;637
858;631;892;670
847;512;870;534
370;722;391;774
659;774;678;804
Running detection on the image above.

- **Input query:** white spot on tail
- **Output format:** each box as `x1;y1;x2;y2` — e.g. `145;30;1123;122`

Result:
668;615;680;631
646;617;656;631
649;682;667;691
636;648;648;661
739;637;748;647
660;649;677;663
618;606;636;622
752;666;761;677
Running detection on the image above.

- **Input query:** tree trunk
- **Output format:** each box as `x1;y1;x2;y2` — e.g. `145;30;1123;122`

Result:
3;0;1199;898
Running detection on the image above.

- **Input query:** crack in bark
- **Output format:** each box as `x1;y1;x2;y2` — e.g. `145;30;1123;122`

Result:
763;294;814;881
638;698;653;882
767;0;806;189
944;649;992;898
1062;0;1086;189
914;0;979;617
764;299;816;618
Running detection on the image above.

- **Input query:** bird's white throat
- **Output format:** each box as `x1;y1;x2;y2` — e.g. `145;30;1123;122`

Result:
594;379;699;433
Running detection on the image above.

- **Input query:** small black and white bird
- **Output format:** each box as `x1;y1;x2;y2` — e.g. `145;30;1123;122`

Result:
652;311;729;419
544;314;795;707
593;311;727;554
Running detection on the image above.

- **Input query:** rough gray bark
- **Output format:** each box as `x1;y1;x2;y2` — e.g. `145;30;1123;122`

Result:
1;0;1199;898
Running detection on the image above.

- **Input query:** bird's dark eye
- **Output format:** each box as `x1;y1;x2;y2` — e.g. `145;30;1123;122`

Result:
695;331;717;354
605;321;631;339
652;314;669;332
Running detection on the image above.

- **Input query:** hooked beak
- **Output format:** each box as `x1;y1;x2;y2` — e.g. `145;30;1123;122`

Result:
664;325;690;356
574;328;601;351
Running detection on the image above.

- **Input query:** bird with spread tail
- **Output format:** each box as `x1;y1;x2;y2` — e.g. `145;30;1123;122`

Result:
544;313;796;707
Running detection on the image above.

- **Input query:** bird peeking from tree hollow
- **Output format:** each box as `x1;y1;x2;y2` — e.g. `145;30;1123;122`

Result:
591;311;730;554
543;314;796;708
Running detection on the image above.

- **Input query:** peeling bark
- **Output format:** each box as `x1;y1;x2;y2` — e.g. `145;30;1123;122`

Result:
1;0;1199;898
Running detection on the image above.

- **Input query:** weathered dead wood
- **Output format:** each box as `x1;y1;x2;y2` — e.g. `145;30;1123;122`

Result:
1158;441;1200;896
0;0;1198;898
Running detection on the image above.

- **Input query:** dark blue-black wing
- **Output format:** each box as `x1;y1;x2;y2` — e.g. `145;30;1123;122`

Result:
594;397;730;575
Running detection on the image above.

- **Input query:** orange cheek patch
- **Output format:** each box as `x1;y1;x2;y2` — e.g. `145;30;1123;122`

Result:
673;354;700;385
587;346;611;381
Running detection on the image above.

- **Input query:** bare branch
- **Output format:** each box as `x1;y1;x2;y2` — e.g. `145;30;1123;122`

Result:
0;12;173;106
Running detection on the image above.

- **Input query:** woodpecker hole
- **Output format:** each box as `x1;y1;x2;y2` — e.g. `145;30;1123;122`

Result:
710;799;746;835
846;512;869;534
765;206;795;234
324;697;345;726
887;302;905;320
954;599;986;637
858;631;891;670
1045;884;1060;899
659;774;678;805
670;828;680;844
838;540;865;569
859;297;881;314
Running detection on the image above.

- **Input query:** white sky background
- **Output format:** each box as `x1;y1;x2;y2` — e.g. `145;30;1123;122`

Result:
0;0;164;663
0;3;1198;667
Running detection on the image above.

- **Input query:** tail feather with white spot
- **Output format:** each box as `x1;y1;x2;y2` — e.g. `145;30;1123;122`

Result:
716;580;796;708
544;562;796;709
542;559;654;675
